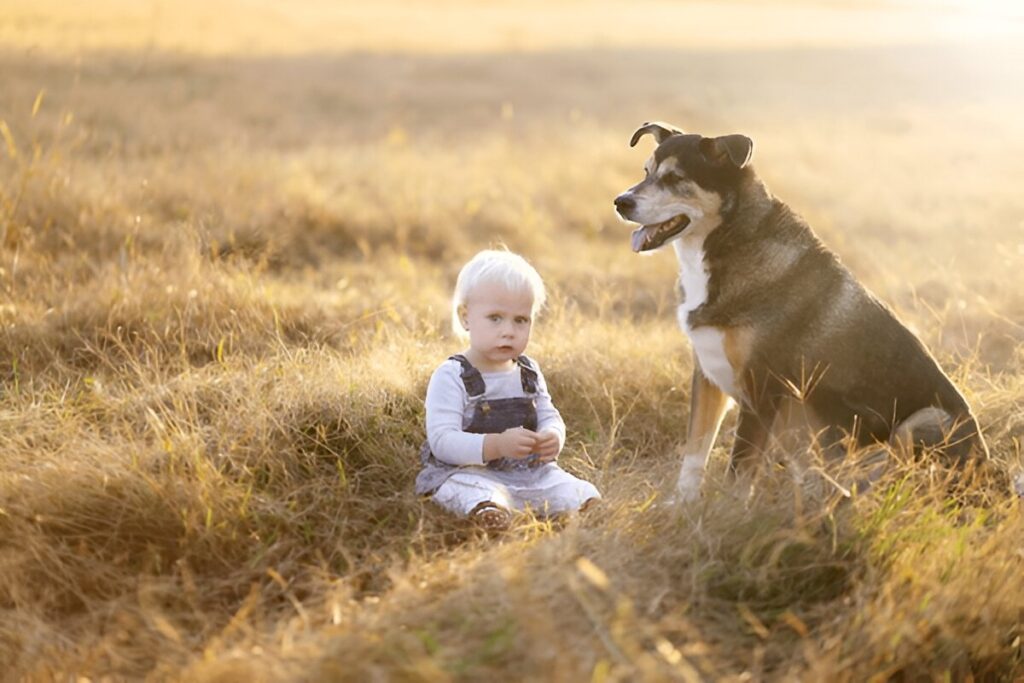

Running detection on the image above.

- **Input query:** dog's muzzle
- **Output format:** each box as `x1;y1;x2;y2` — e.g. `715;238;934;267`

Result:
630;214;691;252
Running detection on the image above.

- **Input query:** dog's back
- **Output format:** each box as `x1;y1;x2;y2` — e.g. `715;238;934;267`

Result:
707;187;983;459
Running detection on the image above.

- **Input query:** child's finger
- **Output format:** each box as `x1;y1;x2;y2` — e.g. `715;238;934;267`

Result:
515;428;540;445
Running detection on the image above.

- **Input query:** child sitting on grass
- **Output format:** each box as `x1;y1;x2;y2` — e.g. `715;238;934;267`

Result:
415;249;600;531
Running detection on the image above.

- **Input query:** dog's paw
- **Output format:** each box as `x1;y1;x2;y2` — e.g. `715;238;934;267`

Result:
673;485;702;505
671;472;703;505
673;456;705;502
649;481;701;509
652;490;699;509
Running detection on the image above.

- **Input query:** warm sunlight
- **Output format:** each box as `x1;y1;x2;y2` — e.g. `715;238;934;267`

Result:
2;1;1022;680
3;0;1024;54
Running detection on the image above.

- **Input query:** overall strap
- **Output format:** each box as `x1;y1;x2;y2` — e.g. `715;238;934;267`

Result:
448;354;486;397
516;355;539;394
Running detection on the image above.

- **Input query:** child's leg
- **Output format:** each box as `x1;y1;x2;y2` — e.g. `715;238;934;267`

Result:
431;471;513;517
517;467;601;515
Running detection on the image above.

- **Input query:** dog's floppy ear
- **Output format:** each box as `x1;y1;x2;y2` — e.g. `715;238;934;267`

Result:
699;134;754;168
629;121;684;148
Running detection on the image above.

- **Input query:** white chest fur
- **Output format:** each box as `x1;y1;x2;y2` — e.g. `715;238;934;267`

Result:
673;238;739;398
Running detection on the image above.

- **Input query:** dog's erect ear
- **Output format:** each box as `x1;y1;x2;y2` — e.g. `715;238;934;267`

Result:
629;121;684;148
699;134;754;168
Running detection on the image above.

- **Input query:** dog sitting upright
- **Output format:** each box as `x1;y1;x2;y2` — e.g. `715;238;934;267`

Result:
614;122;988;502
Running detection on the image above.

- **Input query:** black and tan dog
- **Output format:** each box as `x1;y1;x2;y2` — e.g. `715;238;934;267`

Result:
614;122;988;502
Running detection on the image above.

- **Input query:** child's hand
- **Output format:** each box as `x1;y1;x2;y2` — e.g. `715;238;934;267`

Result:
484;427;538;462
533;429;562;463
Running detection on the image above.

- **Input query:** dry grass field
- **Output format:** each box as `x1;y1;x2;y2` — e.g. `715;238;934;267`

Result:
2;0;1024;680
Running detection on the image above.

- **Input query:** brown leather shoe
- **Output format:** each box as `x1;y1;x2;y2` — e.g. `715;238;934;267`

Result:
470;502;512;532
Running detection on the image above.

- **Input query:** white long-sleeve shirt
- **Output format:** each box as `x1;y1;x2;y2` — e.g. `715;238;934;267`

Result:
424;357;566;466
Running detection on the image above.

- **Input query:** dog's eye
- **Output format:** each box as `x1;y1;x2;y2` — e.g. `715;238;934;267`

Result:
661;172;682;184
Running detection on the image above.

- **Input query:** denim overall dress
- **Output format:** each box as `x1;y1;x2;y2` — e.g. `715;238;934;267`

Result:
415;354;543;495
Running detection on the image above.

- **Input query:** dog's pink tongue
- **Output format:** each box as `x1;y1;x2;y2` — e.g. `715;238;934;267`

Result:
631;226;652;252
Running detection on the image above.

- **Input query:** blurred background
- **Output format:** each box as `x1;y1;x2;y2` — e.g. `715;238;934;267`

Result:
4;0;1023;335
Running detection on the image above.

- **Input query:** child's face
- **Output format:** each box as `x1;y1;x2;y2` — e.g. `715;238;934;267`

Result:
461;281;534;372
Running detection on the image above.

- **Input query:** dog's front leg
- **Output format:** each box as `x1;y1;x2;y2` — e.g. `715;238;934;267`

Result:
727;393;783;480
676;358;732;503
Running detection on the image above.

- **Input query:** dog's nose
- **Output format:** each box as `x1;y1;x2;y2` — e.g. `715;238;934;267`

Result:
614;194;636;213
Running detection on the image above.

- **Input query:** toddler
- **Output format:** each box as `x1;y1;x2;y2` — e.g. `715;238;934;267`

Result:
415;249;600;530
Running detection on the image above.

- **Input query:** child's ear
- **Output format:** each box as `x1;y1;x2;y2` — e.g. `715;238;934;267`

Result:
457;305;469;329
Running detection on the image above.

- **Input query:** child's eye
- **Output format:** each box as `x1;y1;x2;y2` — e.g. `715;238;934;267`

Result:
488;314;501;322
515;317;530;324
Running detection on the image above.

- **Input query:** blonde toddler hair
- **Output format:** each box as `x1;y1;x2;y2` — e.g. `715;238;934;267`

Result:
451;249;546;338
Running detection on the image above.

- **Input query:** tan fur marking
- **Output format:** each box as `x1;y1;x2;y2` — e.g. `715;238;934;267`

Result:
713;325;755;401
683;185;724;239
655;157;679;178
723;326;754;375
688;372;731;440
676;367;732;501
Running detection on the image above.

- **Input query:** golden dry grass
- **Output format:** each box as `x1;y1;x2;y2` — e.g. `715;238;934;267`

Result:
1;1;1023;680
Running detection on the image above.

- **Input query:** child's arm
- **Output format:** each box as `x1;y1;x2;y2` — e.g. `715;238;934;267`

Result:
425;363;487;465
425;362;537;464
532;361;566;460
